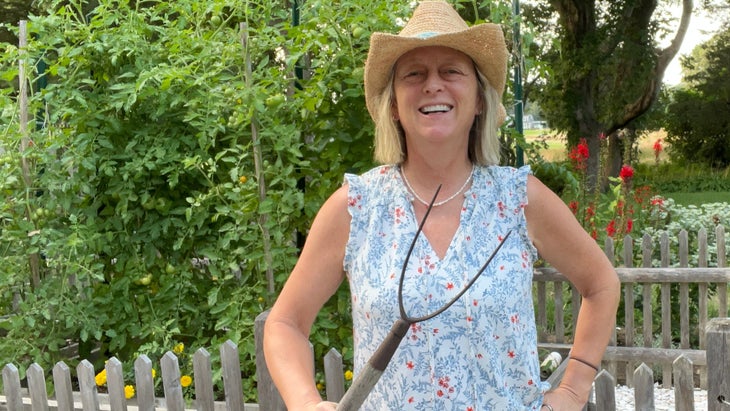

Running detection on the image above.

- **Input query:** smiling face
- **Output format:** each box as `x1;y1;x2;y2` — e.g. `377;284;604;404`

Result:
392;46;482;149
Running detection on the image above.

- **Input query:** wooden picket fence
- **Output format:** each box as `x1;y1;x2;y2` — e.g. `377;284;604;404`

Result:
1;226;729;411
3;316;729;411
535;225;728;389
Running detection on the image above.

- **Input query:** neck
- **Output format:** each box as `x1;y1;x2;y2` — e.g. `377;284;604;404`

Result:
400;160;474;208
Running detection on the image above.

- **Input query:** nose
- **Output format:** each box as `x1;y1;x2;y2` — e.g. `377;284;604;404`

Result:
422;71;444;94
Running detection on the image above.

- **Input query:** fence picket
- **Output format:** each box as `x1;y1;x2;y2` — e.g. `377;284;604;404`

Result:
672;355;695;411
220;341;245;411
76;360;100;411
134;355;156;411
324;348;344;402
106;357;127;411
707;318;730;411
633;363;654;411
593;370;616;411
27;363;49;411
193;348;215;411
254;310;286;411
52;362;74;411
160;352;185;411
718;226;728;317
554;280;564;343
3;364;23;411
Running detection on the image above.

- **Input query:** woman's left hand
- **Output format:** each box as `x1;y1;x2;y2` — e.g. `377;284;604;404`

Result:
541;386;587;411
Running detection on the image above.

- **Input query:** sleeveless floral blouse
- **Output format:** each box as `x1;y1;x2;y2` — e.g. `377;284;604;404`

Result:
343;165;549;410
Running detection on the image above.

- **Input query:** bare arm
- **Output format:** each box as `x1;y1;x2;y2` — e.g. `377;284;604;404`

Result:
264;185;351;411
525;175;621;409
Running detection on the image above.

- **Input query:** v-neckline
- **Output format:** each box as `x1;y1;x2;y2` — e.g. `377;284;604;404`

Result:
398;167;476;262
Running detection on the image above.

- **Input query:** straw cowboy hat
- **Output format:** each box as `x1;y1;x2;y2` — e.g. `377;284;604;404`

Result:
364;0;508;123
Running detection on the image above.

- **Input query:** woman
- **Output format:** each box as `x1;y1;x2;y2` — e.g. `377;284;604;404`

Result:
264;1;620;410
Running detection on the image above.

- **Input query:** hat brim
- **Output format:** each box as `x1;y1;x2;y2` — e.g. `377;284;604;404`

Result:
364;23;508;123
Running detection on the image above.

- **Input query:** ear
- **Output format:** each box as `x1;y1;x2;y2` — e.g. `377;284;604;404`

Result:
391;100;399;121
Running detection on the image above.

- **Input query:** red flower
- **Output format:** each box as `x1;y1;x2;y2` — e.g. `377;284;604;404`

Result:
584;205;595;221
619;165;634;182
569;201;579;215
653;139;663;155
626;218;634;234
606;220;617;237
569;138;590;171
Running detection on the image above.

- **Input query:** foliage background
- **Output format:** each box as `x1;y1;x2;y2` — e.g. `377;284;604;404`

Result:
0;0;440;399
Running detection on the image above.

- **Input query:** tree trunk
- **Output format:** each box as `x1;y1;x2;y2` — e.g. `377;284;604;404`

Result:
544;0;694;184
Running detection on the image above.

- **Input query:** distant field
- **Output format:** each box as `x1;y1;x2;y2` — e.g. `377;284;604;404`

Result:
523;129;667;165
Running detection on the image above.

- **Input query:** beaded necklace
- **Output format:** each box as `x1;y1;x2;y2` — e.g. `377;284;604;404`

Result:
400;165;474;207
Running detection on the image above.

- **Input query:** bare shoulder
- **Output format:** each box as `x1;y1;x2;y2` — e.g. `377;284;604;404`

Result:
524;174;590;256
312;184;351;232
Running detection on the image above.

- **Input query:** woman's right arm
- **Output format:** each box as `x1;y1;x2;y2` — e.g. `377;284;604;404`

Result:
263;185;351;411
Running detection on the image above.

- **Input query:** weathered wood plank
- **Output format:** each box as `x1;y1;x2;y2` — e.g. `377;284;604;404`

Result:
593;370;616;411
3;364;23;411
134;355;155;411
76;360;100;411
220;340;245;411
106;357;127;411
707;318;730;411
633;363;654;411
534;266;730;282
52;362;74;411
255;311;286;411
554;281;564;343
324;348;345;402
160;351;185;411
672;355;695;411
536;343;707;365
27;363;49;411
193;348;215;411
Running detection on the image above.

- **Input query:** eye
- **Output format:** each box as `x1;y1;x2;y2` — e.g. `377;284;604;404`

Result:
442;68;465;78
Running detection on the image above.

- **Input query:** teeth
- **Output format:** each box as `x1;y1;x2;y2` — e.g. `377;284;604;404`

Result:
420;104;451;114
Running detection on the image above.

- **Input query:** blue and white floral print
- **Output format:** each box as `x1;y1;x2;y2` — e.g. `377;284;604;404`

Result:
343;165;549;410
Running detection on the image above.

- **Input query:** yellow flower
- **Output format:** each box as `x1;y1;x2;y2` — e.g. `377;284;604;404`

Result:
124;385;135;399
95;369;107;386
180;375;193;388
173;342;184;354
344;370;353;381
316;382;324;391
151;368;157;379
238;175;247;184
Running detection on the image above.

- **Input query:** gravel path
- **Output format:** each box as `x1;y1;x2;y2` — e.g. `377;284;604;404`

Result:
613;384;709;410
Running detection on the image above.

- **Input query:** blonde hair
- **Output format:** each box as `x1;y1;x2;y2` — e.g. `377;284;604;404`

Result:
372;66;502;166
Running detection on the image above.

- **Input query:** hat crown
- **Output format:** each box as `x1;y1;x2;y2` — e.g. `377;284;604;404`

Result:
399;1;469;38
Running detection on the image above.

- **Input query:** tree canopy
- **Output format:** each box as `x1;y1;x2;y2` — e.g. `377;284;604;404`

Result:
664;26;730;168
525;0;694;187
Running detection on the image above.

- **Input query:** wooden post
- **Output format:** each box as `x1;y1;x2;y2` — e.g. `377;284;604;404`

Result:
240;23;275;300
324;348;345;402
18;20;42;290
255;310;287;411
633;363;655;410
707;318;730;411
